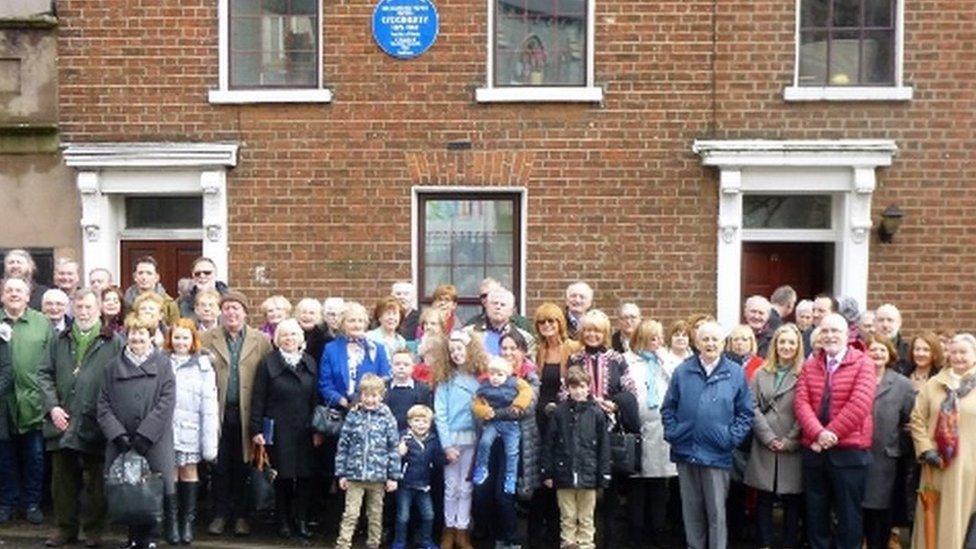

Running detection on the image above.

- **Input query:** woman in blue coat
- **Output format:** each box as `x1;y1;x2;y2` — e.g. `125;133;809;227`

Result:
318;302;391;409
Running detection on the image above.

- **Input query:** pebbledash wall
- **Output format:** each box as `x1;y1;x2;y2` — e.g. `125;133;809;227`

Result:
54;0;976;332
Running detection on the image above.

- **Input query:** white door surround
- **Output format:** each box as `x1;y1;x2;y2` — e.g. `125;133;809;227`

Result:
692;139;898;330
63;142;239;286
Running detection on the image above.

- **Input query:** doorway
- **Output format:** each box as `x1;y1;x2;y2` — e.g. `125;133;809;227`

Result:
741;242;834;306
120;240;202;298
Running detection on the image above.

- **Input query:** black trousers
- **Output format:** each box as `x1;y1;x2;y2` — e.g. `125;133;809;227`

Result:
274;477;310;525
212;405;248;521
628;477;670;539
756;490;802;548
863;507;894;549
802;453;867;549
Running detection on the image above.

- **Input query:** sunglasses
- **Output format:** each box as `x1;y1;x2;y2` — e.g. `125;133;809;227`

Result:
193;270;213;276
537;318;558;325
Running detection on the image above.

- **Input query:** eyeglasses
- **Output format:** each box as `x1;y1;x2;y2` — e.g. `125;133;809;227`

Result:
537;318;558;325
193;270;213;277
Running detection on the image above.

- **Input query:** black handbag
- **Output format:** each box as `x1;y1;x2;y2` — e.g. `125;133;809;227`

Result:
248;444;277;512
609;414;641;476
312;404;345;437
105;450;164;526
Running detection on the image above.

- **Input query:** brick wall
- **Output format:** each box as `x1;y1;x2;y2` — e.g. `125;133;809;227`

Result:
57;0;976;334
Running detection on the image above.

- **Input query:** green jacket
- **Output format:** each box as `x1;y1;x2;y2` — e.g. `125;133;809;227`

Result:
1;308;53;433
37;323;123;454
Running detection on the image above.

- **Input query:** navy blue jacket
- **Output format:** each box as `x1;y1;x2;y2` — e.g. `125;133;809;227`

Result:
385;380;432;432
661;354;753;469
399;430;444;490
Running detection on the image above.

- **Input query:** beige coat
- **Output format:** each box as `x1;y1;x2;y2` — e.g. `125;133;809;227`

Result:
201;326;273;463
744;367;803;494
909;368;976;549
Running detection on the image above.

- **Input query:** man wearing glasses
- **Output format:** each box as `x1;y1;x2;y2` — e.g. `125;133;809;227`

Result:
178;257;230;319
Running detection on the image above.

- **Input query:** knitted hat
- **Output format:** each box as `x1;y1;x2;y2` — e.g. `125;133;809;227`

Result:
220;290;250;313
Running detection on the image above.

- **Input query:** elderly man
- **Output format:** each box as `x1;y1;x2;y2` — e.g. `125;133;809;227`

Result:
201;291;272;537
768;285;797;331
464;278;533;334
875;304;911;373
3;249;48;310
857;310;875;341
177;257;229;318
564;281;593;339
802;294;837;358
391;281;420;341
122;256;179;325
794;300;814;331
468;286;536;358
42;289;71;332
611;302;641;353
662;321;753;549
53;259;80;297
0;277;53;524
794;313;875;549
743;295;773;357
37;289;122;547
86;269;112;295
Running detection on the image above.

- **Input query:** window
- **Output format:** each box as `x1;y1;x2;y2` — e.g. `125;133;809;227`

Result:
417;192;522;321
125;197;203;229
743;195;832;229
210;0;331;104
785;0;911;101
476;0;602;102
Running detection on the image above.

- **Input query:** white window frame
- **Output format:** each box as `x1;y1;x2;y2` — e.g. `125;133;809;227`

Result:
411;186;528;315
209;0;332;104
475;0;602;103
784;0;912;102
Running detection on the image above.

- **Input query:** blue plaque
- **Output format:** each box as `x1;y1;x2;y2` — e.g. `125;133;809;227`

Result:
372;0;439;60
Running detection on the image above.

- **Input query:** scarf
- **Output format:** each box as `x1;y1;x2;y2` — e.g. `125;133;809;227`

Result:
639;351;662;409
935;370;976;465
124;346;152;367
280;349;303;367
774;363;792;391
71;320;101;368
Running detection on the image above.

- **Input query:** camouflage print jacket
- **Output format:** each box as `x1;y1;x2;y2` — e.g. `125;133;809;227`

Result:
335;403;402;483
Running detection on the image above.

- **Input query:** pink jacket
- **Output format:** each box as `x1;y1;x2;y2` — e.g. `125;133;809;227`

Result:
794;346;876;450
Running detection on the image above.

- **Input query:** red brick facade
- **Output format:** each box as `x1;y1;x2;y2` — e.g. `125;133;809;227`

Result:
57;0;976;332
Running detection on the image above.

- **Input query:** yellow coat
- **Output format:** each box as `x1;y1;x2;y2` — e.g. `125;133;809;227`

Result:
909;368;976;549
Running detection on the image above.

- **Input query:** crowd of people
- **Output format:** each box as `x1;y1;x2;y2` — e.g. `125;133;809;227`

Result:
0;247;973;549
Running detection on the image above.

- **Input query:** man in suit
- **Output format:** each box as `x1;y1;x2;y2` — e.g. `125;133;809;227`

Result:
201;291;272;537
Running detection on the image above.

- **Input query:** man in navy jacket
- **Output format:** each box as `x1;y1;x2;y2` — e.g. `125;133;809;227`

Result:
662;321;753;549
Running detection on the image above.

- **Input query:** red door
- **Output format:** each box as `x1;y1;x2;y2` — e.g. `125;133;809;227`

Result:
120;240;202;298
741;242;833;307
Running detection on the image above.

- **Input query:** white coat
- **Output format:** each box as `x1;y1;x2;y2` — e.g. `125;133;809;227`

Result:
170;353;219;461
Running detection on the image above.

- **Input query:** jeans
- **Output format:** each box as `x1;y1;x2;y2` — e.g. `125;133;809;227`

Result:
395;488;434;545
473;420;519;494
0;429;45;509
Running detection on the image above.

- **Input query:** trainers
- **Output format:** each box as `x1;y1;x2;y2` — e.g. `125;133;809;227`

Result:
25;505;44;524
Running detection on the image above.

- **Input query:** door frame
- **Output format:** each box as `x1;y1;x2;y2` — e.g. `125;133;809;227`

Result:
693;139;898;329
63;143;238;287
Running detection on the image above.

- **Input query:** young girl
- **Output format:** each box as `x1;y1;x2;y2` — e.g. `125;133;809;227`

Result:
165;318;219;545
432;330;488;549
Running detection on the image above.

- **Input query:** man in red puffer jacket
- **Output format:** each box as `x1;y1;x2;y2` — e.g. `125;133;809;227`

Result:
795;312;876;549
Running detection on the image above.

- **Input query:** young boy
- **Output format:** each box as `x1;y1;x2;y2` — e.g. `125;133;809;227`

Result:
391;405;443;549
385;348;432;432
541;367;610;549
334;374;401;549
471;357;532;494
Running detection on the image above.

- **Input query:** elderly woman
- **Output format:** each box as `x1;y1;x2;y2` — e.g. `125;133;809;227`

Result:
860;335;914;549
294;297;331;365
665;319;694;368
725;324;765;381
662;321;753;549
192;289;221;333
744;323;804;549
318;302;391;409
624;319;677;543
367;296;407;362
132;291;167;348
251;319;320;539
909;333;976;549
794;300;814;332
97;315;176;549
101;286;126;334
259;295;292;341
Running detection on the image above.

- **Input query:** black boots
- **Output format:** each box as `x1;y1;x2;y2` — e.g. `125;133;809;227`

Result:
177;481;198;545
163;492;179;545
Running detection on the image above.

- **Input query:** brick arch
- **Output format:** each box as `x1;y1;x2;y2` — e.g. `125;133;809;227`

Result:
405;151;536;186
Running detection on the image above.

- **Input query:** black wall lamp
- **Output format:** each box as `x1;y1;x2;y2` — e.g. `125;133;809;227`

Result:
878;205;904;243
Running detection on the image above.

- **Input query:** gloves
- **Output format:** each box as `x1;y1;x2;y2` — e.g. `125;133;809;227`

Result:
113;435;132;454
131;434;152;456
920;449;943;468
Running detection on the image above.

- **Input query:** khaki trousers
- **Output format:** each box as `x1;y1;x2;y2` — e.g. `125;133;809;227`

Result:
557;488;597;549
336;481;385;549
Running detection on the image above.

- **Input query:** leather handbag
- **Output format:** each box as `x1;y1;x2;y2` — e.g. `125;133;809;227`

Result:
248;444;277;512
609;414;641;476
312;405;345;437
105;450;164;526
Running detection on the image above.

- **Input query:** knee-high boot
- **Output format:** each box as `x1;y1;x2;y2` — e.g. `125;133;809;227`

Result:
163;492;180;545
178;481;199;545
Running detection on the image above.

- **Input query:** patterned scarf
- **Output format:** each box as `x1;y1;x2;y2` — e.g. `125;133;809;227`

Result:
639;351;662;410
935;371;976;465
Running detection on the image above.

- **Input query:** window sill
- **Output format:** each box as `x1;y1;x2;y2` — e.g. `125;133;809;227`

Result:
208;88;333;104
475;86;603;103
783;86;913;102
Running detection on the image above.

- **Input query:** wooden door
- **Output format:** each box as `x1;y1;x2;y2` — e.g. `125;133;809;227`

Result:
741;242;833;308
120;240;202;298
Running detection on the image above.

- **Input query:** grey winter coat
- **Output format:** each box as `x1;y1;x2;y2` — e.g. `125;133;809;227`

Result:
863;368;914;509
170;352;219;462
98;349;176;492
744;367;803;494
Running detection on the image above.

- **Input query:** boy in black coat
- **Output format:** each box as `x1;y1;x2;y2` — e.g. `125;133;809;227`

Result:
542;367;610;549
391;405;443;549
384;349;432;431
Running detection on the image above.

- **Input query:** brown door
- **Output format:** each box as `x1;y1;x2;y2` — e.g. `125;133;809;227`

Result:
120;240;202;298
741;242;834;311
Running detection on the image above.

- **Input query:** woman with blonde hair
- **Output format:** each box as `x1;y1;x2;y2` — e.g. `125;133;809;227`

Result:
744;323;805;549
259;295;292;341
725;324;765;381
